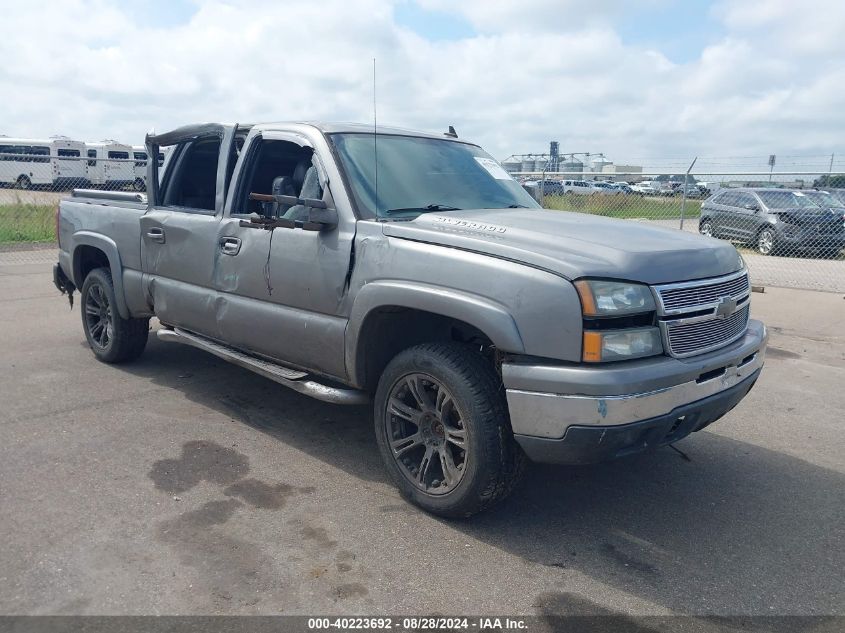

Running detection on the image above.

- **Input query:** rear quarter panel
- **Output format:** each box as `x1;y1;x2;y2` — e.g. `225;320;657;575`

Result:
59;198;147;316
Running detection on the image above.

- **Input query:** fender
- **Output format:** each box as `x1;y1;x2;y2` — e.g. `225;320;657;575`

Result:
345;280;525;386
71;231;130;319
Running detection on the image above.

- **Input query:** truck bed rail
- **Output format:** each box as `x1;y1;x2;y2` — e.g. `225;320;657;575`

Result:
72;189;147;204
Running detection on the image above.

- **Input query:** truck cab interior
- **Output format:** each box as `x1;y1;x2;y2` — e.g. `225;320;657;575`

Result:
160;137;222;212
158;133;323;221
235;138;323;220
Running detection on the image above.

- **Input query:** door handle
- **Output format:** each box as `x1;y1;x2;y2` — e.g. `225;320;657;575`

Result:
146;227;165;243
219;237;242;256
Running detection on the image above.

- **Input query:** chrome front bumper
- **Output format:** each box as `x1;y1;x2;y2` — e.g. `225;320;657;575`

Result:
503;319;767;441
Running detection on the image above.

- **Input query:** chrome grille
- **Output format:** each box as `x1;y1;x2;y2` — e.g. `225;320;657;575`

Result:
665;305;749;357
653;270;752;358
657;271;749;312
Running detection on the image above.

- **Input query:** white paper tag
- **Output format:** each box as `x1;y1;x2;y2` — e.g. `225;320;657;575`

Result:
793;191;805;196
474;157;512;180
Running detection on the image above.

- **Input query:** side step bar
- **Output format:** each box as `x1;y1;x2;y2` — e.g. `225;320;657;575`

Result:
157;327;370;405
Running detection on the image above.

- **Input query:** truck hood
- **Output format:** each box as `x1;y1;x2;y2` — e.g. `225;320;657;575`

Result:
381;208;743;285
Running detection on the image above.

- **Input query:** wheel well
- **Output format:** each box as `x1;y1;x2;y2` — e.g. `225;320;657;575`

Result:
355;307;496;392
73;245;110;286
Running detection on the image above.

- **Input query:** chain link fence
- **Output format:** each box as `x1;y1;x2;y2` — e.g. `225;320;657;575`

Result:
1;145;844;293
0;140;155;247
518;171;845;293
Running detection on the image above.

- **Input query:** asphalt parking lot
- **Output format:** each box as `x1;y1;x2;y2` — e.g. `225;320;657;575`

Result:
1;256;843;618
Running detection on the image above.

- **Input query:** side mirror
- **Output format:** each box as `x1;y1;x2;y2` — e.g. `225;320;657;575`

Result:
247;192;337;231
303;206;338;231
743;203;759;211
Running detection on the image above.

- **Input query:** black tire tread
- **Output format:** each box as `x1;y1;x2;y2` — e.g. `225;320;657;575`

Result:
81;267;149;363
375;342;525;518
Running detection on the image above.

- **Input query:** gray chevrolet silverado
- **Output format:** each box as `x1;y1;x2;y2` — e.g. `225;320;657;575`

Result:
53;122;767;517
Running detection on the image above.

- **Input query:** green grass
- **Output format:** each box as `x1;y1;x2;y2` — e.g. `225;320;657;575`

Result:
542;193;701;220
0;201;56;244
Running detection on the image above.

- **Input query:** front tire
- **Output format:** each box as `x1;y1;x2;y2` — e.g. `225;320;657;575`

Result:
80;267;149;363
699;219;715;237
16;175;31;190
374;343;524;518
757;227;776;255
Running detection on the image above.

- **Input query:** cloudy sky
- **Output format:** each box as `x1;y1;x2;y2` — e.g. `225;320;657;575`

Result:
1;0;843;170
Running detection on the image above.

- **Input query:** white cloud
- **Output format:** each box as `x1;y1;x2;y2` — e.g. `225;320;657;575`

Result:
415;0;643;33
0;0;843;166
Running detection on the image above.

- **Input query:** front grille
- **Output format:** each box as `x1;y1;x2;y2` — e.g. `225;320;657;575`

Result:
658;272;749;312
653;270;752;358
665;304;749;357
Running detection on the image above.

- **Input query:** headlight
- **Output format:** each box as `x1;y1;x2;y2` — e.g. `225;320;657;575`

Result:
574;279;656;316
583;328;662;362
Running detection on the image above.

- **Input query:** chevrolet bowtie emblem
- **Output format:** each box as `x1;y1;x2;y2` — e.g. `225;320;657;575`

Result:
715;296;738;319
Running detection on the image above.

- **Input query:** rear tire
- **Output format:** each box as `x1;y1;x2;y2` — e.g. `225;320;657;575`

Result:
374;342;524;518
80;267;149;363
16;175;31;190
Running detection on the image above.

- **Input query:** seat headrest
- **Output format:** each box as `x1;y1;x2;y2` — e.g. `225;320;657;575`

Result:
293;159;312;191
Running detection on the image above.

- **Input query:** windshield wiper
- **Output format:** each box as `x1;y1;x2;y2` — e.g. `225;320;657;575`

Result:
385;204;462;214
507;204;528;208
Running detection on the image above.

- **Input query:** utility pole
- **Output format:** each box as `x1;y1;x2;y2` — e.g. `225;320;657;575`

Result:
679;156;697;231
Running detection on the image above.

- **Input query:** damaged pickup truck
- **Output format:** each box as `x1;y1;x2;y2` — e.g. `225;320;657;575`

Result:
53;122;767;517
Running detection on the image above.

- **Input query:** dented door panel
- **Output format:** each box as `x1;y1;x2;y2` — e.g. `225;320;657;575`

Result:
140;209;221;335
208;127;357;380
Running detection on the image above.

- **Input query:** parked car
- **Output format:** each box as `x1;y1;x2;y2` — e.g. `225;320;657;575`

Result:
673;183;703;199
589;181;620;195
696;181;721;197
53;122;767;517
535;179;565;196
520;179;564;201
561;179;594;195
822;188;845;207
629;183;656;196
699;188;845;257
609;183;634;195
803;190;845;226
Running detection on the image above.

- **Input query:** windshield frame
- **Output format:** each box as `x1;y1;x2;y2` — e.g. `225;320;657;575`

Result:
326;132;539;220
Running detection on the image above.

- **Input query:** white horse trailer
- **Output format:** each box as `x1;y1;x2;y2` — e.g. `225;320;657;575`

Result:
85;140;134;189
130;145;166;191
50;135;87;189
0;136;87;190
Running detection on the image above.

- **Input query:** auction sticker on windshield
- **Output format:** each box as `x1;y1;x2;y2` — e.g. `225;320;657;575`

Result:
474;157;512;180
